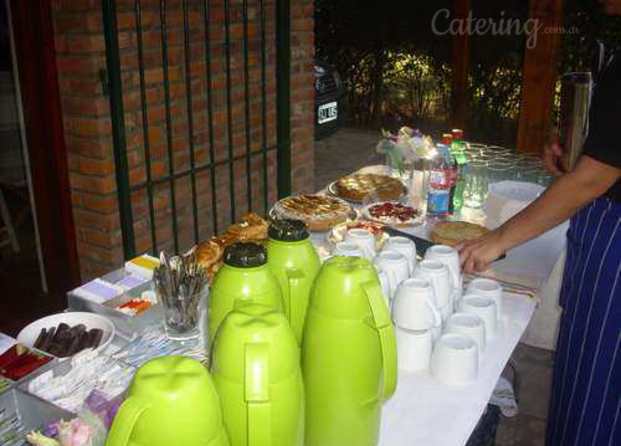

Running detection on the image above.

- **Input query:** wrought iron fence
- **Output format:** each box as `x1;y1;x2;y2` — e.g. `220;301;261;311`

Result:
102;0;291;259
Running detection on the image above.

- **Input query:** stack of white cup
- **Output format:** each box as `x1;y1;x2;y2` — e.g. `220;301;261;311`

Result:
335;228;505;383
392;278;442;372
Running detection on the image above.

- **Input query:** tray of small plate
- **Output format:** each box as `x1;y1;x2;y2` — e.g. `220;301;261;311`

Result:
67;268;161;338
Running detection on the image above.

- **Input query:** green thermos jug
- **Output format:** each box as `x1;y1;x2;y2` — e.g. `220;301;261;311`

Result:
105;356;230;446
266;219;320;344
302;256;397;446
208;242;283;343
210;302;304;446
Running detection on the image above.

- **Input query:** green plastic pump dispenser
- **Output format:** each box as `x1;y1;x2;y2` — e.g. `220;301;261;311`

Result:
210;302;304;446
302;256;397;446
266;219;320;344
208;242;283;343
105;356;230;446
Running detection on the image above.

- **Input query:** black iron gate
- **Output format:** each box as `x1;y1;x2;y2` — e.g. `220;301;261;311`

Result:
102;0;291;259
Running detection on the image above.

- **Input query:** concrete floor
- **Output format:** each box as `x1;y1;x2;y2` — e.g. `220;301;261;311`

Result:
315;127;555;445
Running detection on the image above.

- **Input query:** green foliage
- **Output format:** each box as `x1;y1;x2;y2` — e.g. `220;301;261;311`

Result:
315;0;621;143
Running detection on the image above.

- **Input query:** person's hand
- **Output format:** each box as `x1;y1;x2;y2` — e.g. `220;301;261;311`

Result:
457;230;507;274
543;139;566;177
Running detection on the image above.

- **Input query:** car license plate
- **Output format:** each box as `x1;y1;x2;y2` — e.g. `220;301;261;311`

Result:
317;101;338;124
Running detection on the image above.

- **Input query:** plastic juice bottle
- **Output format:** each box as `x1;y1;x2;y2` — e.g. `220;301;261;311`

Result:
427;144;451;217
450;129;469;212
442;133;458;214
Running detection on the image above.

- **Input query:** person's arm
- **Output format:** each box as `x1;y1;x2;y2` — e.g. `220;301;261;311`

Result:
458;155;621;273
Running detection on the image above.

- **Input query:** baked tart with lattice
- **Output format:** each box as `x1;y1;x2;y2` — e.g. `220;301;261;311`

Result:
272;194;353;231
431;221;490;246
331;173;405;202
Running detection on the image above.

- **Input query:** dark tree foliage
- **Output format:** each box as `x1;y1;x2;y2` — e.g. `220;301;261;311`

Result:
315;0;621;145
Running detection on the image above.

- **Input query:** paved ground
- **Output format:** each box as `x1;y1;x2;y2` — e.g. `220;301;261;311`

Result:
315;127;554;446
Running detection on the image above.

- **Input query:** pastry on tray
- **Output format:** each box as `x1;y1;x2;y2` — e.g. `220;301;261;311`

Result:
272;194;354;231
226;212;269;241
430;221;490;246
195;212;269;280
331;173;405;202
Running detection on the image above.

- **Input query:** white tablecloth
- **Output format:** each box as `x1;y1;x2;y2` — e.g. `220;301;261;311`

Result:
379;292;536;446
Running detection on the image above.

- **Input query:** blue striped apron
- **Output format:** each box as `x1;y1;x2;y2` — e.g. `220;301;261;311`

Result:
546;197;621;446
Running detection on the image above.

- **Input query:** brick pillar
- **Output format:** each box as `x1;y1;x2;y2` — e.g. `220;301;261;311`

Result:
290;0;315;194
52;0;125;279
51;0;315;281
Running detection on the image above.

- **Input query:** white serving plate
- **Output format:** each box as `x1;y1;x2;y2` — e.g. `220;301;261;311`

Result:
17;312;115;357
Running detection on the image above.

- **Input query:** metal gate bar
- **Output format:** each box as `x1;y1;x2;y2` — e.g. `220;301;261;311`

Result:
260;0;269;214
276;0;291;197
134;0;157;253
182;0;199;245
102;0;291;259
203;0;219;235
243;0;252;212
102;0;135;259
158;0;179;254
223;0;236;222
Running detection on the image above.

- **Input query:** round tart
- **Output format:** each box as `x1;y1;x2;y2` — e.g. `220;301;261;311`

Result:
363;201;420;226
331;173;405;202
431;221;490;246
272;194;354;231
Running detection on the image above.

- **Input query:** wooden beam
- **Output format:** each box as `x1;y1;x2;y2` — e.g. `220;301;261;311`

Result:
451;0;470;130
517;0;563;154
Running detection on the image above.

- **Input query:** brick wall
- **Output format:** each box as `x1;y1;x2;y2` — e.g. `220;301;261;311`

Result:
51;0;314;280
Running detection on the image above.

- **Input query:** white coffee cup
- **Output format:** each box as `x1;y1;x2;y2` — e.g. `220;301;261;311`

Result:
334;241;364;257
446;312;486;354
466;278;503;320
345;228;376;259
430;333;479;385
392;278;442;331
460;295;498;340
413;260;453;309
396;327;433;372
377;270;392;304
439;303;453;323
374;250;410;300
384;236;417;274
425;244;462;291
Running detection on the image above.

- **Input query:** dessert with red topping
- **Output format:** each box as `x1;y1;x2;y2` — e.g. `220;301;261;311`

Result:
365;202;420;225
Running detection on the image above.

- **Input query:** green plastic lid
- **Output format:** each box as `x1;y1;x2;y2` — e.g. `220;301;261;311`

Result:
223;242;267;268
268;219;309;242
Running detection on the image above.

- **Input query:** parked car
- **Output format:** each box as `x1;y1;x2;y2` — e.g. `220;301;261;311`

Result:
314;61;345;140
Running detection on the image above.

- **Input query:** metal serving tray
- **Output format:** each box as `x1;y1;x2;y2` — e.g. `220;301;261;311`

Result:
67;268;162;337
0;388;74;443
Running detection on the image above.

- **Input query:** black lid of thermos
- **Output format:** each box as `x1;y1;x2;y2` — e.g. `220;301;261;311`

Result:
223;242;267;268
268;219;310;242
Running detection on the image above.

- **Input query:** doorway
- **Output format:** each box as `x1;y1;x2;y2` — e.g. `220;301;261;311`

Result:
1;0;80;335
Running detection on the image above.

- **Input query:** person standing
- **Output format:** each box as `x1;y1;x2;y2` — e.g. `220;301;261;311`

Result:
458;2;621;445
